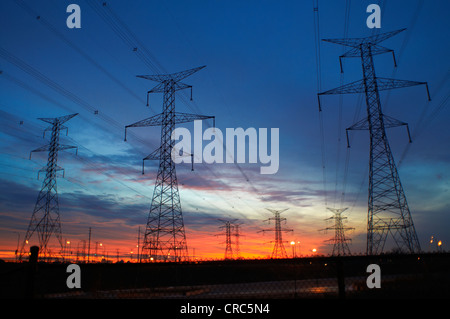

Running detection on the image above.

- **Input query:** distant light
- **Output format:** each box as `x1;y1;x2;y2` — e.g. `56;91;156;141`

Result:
290;241;295;245
438;241;442;247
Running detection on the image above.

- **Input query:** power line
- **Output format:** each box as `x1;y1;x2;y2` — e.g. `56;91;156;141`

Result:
12;0;147;106
86;0;265;214
0;49;152;155
312;0;328;208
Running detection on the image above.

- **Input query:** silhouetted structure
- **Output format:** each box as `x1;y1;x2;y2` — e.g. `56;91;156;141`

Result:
320;207;354;256
259;209;293;259
217;219;241;260
20;113;78;261
318;29;430;254
125;66;214;261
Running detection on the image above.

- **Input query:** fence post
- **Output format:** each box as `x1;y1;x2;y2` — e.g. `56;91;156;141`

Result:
337;259;346;299
26;246;39;298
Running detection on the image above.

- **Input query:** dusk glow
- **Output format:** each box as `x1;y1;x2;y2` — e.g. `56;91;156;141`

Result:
0;0;449;264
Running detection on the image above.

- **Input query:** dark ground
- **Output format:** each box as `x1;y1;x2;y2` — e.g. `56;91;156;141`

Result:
1;252;449;299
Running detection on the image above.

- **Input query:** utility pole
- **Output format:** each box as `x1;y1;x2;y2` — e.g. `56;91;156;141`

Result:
320;207;354;256
19;113;78;261
259;209;293;259
137;226;141;263
318;29;430;254
125;66;214;262
87;227;91;263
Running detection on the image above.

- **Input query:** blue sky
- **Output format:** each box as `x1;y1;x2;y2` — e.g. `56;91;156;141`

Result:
0;0;449;259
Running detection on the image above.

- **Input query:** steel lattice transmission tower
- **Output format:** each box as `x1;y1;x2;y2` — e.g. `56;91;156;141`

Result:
318;29;430;255
217;219;241;260
259;209;293;259
125;66;214;262
217;219;236;260
320;208;354;256
19;113;78;261
233;223;242;259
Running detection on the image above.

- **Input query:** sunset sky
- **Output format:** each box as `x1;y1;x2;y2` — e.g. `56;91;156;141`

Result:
0;0;449;261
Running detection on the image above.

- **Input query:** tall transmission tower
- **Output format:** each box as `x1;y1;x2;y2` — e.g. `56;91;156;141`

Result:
320;207;354;256
234;223;242;259
217;219;241;260
318;29;430;255
217;219;236;260
19;113;78;261
259;209;293;259
125;66;214;262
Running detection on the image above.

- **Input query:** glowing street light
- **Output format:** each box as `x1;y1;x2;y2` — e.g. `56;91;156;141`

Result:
290;241;295;258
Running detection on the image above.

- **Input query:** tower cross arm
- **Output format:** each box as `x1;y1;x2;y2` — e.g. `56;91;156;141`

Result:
137;65;206;83
57;144;78;153
322;28;406;48
174;112;215;124
376;78;431;100
126;112;214;128
30;144;50;156
29;144;76;159
318;78;430;99
37;113;78;125
318;79;365;96
125;113;165;129
124;112;214;141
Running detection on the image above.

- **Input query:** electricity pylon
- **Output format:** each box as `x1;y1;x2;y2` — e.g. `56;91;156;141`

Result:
318;29;430;255
125;66;214;262
217;219;241;260
20;113;78;261
259;209;293;259
233;223;242;259
320;207;354;256
217;219;236;260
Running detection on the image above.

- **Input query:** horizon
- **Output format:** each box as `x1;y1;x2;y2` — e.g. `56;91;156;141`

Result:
1;0;449;262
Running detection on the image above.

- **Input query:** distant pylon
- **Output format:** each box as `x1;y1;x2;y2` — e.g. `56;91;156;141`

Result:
19;113;78;261
318;29;430;254
217;219;236;260
234;223;242;259
259;209;293;259
125;66;214;262
320;208;354;256
217;219;241;260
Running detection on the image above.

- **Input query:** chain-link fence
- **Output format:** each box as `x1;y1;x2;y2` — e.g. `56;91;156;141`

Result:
1;253;449;299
